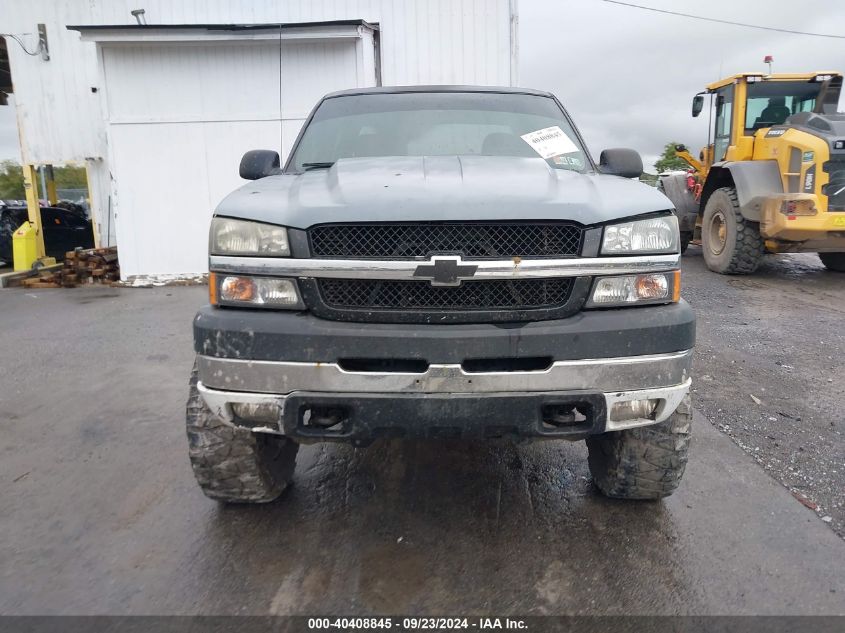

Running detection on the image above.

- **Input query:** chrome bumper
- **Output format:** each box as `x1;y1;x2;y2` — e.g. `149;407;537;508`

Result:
196;350;692;434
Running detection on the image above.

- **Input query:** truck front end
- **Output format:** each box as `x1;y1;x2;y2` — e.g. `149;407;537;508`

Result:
186;87;696;503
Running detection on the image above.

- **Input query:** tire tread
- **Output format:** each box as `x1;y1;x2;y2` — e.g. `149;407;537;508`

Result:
819;252;845;272
586;394;692;500
186;364;297;503
703;187;764;274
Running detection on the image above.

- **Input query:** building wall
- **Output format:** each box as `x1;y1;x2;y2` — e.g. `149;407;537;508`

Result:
2;0;517;164
98;32;377;277
0;0;518;271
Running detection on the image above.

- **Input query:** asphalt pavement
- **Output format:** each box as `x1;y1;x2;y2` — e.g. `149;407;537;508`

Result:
683;245;845;537
0;259;843;616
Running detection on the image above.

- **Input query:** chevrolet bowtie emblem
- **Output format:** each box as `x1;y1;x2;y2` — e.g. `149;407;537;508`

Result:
413;256;479;286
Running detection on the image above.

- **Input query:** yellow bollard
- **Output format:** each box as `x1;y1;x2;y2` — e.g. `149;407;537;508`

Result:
12;221;39;271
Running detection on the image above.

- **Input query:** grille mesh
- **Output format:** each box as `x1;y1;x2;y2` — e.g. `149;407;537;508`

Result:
824;159;845;211
318;278;573;311
309;223;582;259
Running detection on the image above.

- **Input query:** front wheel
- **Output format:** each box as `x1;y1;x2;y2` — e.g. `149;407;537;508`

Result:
701;187;764;274
186;364;298;503
819;252;845;272
586;394;692;500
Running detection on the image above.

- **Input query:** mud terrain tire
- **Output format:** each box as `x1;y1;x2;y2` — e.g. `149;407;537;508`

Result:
702;187;764;274
186;365;298;503
587;394;692;500
819;252;845;272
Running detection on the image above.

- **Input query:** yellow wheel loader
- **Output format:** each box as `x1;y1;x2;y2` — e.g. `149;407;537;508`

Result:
658;71;845;274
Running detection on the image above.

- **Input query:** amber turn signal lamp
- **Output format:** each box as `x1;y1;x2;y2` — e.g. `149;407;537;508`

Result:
208;272;218;305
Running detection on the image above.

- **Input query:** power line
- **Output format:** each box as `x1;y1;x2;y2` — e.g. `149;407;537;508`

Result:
599;0;845;39
1;33;42;56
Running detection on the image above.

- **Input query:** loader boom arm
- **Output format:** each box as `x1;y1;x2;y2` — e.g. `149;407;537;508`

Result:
673;145;703;174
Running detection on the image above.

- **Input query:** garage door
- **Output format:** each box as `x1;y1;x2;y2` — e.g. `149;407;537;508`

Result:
100;35;375;277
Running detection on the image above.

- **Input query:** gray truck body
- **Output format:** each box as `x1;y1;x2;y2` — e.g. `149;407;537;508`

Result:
194;86;694;446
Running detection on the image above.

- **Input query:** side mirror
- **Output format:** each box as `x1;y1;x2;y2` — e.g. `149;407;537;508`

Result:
692;95;704;118
599;148;643;179
239;149;280;180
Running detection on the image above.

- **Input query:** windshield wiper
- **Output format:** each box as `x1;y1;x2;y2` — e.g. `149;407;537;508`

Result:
301;161;335;171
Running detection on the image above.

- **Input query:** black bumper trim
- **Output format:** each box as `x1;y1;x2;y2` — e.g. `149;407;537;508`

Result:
280;391;607;444
193;301;695;363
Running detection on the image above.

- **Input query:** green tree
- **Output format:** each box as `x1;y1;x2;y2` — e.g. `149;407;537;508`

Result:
0;160;24;199
53;164;88;189
653;142;690;173
0;161;88;200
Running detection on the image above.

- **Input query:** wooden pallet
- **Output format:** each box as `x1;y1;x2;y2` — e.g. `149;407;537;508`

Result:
20;247;120;289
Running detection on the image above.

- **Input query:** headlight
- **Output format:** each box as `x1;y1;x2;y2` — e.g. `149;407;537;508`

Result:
587;271;680;308
210;217;290;256
601;215;679;254
209;273;303;309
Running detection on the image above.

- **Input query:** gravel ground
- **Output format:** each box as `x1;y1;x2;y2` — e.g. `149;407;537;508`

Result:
682;245;844;538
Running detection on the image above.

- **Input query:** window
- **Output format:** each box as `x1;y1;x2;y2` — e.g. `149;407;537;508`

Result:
289;92;589;172
713;86;734;162
744;81;822;132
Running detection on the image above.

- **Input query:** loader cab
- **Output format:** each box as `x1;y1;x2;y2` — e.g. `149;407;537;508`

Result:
744;81;821;132
693;72;843;170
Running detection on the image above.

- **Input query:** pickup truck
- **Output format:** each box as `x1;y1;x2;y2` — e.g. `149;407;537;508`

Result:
187;86;695;503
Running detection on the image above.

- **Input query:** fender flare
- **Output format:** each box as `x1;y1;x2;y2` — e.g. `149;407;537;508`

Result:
702;161;783;222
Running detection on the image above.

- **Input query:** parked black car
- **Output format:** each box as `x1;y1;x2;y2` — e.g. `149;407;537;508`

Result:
0;205;95;265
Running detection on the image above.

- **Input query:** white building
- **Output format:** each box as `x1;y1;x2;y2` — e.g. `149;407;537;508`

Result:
1;0;519;279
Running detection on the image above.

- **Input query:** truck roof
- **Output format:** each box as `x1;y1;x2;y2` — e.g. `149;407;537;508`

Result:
323;85;556;99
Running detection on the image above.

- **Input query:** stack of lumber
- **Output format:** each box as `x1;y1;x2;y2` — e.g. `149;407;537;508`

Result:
20;247;119;288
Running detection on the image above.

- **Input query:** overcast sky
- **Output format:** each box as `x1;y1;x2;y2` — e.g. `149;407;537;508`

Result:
519;0;845;169
2;0;845;169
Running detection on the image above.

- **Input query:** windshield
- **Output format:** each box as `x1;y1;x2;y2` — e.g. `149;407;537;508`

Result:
745;81;822;132
288;92;590;172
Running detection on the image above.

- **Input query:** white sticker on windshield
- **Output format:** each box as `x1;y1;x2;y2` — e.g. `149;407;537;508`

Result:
521;126;579;159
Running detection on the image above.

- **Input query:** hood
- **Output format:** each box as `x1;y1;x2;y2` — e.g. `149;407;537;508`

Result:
215;156;671;228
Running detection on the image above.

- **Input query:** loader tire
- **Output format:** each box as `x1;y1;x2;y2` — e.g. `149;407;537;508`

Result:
819;252;845;272
186;364;297;503
586;394;692;500
701;187;764;274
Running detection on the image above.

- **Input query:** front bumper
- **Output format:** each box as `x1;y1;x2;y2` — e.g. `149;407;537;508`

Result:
194;301;694;443
197;350;692;443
